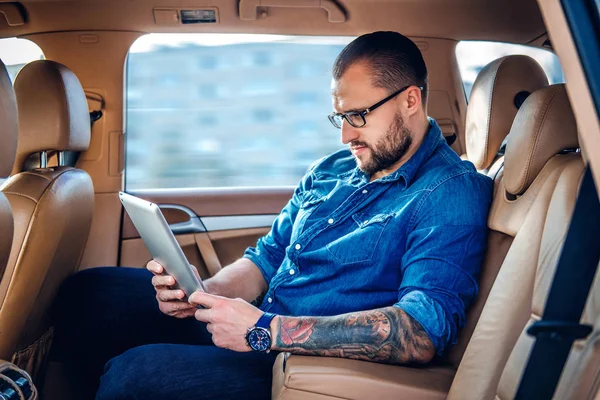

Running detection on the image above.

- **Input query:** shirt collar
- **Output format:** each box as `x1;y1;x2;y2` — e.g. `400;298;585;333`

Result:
344;118;444;187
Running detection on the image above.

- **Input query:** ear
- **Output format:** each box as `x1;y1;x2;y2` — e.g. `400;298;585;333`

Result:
404;86;423;116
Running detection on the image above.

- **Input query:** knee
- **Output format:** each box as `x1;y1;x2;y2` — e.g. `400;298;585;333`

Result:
54;267;154;319
54;268;111;306
52;267;113;323
96;345;158;400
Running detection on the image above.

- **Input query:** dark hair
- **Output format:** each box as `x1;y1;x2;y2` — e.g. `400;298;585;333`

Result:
333;31;429;105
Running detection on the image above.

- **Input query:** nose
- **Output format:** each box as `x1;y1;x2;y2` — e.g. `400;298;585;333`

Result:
340;119;360;145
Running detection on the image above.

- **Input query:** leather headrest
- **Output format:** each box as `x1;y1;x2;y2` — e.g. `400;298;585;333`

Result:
0;59;18;178
466;55;549;170
13;60;90;172
505;84;579;195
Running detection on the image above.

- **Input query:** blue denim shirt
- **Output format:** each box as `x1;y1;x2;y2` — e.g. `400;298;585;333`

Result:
244;119;493;355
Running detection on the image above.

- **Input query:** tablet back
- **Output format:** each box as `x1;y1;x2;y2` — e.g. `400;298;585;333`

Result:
119;191;203;296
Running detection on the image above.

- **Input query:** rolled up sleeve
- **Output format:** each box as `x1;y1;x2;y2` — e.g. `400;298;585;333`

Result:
395;172;492;355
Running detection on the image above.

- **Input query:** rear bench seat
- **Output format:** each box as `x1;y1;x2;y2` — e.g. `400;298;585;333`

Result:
272;83;584;399
447;84;583;399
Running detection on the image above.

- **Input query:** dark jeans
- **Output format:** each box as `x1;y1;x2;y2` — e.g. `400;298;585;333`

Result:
50;267;277;400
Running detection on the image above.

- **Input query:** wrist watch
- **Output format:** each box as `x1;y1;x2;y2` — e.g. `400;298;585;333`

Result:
246;312;276;353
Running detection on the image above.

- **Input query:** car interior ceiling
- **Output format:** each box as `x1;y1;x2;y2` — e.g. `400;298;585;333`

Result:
0;0;599;400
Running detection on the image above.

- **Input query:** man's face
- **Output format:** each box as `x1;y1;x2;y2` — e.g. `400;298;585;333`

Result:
331;62;414;176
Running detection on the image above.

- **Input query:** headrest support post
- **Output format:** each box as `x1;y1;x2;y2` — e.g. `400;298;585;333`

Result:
39;151;48;169
57;151;65;167
13;60;91;174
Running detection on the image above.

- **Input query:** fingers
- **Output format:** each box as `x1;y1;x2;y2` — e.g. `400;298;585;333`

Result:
167;307;197;319
152;274;175;289
156;289;185;302
188;291;222;309
194;308;213;323
159;299;196;318
146;260;164;275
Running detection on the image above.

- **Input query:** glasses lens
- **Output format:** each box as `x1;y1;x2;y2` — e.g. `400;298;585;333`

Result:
346;113;365;128
328;114;343;129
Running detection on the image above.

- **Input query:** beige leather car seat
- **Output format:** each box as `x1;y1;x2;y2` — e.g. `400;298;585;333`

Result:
0;59;18;289
463;55;549;175
447;84;585;399
0;60;94;382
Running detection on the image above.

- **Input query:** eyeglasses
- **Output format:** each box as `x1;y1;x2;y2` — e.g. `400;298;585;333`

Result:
327;85;422;129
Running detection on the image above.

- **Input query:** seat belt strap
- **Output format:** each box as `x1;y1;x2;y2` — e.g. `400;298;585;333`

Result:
515;165;600;400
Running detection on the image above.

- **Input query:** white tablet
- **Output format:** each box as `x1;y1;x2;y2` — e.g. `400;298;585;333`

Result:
119;191;204;297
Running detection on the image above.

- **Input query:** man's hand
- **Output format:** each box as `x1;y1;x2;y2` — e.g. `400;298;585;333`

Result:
188;291;264;351
147;260;198;319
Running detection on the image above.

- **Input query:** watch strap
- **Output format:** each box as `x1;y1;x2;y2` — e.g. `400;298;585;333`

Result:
255;312;276;330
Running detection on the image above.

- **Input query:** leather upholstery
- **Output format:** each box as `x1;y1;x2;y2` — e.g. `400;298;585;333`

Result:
504;84;579;195
465;55;548;171
447;84;586;398
448;154;584;399
273;353;454;400
0;61;94;377
12;60;90;175
0;60;17;303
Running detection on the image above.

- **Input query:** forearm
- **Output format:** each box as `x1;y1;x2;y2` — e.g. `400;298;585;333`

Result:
271;306;436;365
203;258;268;305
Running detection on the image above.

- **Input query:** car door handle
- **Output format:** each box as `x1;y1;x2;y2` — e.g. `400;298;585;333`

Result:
159;204;207;234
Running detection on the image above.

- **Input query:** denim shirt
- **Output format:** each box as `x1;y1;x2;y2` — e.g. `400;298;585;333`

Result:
244;119;493;355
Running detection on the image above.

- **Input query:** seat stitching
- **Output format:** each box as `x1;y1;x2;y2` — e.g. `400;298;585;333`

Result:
484;58;504;169
518;88;558;194
2;191;39;204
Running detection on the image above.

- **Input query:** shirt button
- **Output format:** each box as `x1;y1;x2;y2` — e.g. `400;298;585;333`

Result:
289;269;295;275
362;189;368;194
267;297;273;303
328;218;334;224
295;244;301;250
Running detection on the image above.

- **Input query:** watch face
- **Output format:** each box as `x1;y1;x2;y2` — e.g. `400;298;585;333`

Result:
247;327;271;352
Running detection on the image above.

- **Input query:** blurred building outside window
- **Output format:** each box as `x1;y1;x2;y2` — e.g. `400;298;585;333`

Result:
125;34;351;190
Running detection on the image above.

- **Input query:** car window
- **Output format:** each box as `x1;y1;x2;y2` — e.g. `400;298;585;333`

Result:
0;38;45;81
125;34;352;190
456;41;564;100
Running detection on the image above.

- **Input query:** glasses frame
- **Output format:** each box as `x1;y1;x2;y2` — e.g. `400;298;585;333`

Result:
328;85;423;129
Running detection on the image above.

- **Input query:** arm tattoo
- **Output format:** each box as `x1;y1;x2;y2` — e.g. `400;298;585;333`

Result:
272;307;436;365
250;291;266;307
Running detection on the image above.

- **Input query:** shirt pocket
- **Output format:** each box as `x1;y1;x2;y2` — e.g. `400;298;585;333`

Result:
294;190;327;234
326;212;394;265
300;189;326;209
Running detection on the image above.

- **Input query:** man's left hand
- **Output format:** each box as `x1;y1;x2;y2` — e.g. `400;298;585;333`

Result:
188;291;264;352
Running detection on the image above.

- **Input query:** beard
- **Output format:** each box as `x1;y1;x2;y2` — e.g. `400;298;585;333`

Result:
352;113;413;176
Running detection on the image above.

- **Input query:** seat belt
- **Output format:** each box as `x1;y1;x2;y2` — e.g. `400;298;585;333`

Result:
515;165;600;400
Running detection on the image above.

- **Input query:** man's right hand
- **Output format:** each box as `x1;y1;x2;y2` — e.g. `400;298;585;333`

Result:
147;260;197;319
